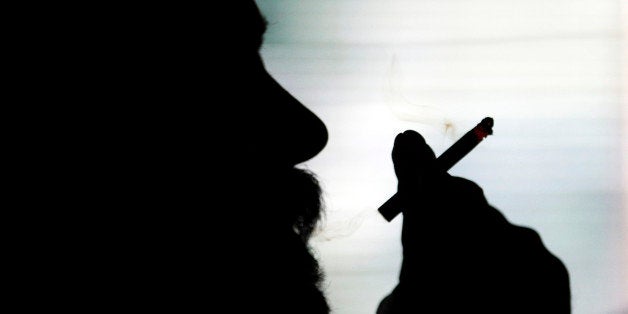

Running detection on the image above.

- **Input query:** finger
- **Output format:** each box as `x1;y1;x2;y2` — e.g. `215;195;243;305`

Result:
393;131;423;179
393;131;432;165
393;132;421;163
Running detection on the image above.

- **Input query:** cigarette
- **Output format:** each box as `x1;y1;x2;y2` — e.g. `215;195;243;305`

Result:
378;117;494;222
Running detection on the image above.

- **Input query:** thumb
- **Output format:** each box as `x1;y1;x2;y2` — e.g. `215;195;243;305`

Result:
392;130;436;181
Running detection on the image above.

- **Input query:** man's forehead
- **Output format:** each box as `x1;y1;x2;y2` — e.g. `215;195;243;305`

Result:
226;1;266;51
248;2;267;50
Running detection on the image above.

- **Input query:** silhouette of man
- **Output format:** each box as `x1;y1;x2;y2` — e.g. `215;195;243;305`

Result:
377;131;571;313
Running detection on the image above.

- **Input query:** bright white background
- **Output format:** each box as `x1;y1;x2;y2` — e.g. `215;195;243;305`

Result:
256;1;628;313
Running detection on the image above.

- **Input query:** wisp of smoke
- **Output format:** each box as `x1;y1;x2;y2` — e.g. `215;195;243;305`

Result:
312;207;376;241
385;53;459;140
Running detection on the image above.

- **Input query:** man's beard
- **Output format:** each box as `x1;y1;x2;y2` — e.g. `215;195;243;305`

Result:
224;165;330;312
281;167;324;242
283;167;328;311
254;166;328;310
240;165;324;241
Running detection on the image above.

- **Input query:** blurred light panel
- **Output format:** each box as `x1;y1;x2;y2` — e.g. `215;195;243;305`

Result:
256;0;627;313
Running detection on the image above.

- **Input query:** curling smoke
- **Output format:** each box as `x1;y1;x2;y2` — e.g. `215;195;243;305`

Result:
312;207;374;242
385;54;459;140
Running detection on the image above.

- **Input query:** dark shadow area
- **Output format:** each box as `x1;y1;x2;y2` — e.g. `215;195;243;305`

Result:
25;2;330;312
